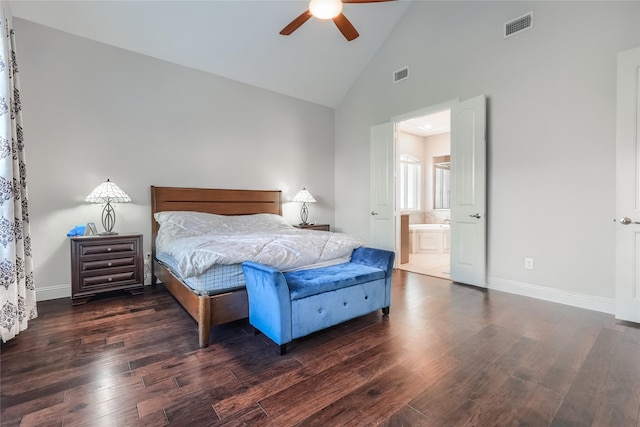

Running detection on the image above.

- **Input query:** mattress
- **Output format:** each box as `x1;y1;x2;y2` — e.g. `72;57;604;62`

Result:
156;251;245;296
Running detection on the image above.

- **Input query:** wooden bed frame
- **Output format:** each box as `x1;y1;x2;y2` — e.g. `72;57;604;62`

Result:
150;186;282;348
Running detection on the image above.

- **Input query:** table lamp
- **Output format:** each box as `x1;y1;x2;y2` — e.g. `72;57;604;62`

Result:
85;179;131;235
292;188;316;226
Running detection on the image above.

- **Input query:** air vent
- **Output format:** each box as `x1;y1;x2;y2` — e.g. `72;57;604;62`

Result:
393;67;409;83
504;12;533;38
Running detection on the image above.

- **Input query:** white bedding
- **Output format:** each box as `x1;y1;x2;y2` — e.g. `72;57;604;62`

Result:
155;211;364;278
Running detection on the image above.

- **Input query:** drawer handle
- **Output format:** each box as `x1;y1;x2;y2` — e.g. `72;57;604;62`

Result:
107;262;112;267
108;277;113;282
107;247;112;252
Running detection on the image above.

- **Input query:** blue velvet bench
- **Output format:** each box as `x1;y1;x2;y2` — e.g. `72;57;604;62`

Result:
241;247;395;355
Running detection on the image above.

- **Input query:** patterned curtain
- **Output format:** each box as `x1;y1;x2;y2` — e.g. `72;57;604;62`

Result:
0;4;37;343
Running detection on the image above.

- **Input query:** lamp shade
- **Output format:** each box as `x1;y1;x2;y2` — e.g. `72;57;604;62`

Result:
85;179;131;204
292;188;316;204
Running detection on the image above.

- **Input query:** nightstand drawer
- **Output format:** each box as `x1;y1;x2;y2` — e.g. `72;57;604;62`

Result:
80;242;137;256
81;270;138;289
81;257;136;271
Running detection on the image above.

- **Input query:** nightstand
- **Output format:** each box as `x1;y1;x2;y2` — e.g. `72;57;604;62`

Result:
294;224;330;231
70;233;144;304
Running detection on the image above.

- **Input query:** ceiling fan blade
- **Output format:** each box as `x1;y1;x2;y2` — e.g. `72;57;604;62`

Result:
280;10;313;35
333;13;359;41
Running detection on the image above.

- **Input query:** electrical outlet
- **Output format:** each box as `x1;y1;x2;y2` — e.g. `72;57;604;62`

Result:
524;257;534;270
144;252;152;265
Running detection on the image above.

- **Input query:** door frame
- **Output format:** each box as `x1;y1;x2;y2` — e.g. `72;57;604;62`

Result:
391;99;459;266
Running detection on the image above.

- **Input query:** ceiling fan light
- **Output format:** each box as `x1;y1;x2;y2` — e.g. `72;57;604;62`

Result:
309;0;343;20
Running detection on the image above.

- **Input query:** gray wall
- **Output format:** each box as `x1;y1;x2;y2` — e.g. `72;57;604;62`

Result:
335;1;640;305
16;19;336;299
15;1;640;311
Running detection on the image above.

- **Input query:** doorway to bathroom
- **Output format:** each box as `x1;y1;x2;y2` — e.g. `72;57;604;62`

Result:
396;109;451;280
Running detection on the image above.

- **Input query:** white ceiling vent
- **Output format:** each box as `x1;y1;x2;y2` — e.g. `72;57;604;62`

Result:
393;67;409;83
504;12;533;38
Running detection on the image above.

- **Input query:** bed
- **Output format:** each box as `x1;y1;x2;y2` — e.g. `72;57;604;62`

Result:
150;186;362;348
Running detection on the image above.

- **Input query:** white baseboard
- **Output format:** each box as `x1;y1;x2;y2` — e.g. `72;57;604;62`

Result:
38;278;614;315
36;284;71;301
488;277;615;315
35;283;153;302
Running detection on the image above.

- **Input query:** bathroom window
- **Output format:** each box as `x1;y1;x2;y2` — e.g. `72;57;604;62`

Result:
400;154;420;210
434;155;450;210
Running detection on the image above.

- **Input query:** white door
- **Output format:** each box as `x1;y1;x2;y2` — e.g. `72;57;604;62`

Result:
370;123;395;251
450;95;487;287
615;47;640;323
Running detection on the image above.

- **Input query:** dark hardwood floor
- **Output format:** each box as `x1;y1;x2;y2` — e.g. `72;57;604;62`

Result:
2;270;639;426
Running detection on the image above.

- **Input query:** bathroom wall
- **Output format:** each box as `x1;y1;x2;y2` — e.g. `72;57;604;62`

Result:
398;130;452;224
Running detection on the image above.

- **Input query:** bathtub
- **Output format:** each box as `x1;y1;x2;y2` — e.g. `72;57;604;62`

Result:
409;224;451;254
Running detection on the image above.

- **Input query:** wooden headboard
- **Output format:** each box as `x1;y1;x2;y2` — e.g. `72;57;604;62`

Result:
150;186;282;259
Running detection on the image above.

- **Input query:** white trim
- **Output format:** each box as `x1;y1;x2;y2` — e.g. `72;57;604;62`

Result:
36;284;71;301
35;283;152;302
488;277;615;315
392;98;459;123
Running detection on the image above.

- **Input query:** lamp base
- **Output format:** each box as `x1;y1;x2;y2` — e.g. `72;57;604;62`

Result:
299;203;310;226
99;231;119;236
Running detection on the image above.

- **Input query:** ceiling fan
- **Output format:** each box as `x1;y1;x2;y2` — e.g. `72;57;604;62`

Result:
280;0;396;41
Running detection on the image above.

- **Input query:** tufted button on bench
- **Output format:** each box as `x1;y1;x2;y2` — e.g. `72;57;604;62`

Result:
242;247;395;355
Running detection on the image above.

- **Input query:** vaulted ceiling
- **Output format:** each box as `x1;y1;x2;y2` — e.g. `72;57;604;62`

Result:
10;0;413;108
